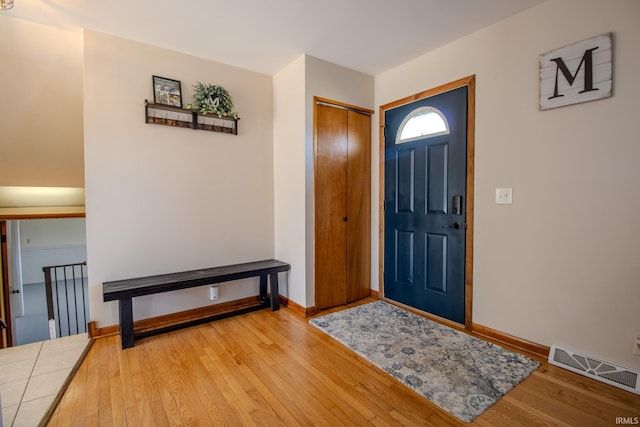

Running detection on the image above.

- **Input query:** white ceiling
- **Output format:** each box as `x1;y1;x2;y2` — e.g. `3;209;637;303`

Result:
6;0;545;76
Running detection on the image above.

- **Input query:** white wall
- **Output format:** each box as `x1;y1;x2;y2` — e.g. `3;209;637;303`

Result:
19;218;87;284
0;17;84;187
84;31;274;326
374;0;640;368
273;55;374;308
20;218;86;248
304;56;374;307
273;56;306;304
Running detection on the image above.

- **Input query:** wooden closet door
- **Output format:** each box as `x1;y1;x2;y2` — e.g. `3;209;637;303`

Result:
315;104;348;309
346;110;371;302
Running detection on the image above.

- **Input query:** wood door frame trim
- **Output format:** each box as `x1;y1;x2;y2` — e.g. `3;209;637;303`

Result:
0;212;85;220
315;97;374;116
378;75;476;330
0;221;12;347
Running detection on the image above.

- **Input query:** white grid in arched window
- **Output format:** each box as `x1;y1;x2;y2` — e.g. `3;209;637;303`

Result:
396;107;449;144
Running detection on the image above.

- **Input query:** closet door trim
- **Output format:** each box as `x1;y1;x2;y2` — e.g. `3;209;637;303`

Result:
315;97;374;116
313;97;372;310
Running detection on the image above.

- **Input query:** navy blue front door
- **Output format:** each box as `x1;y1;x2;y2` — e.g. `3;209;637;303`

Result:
384;86;468;324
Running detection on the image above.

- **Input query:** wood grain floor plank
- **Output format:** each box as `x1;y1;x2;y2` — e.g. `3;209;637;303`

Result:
222;315;279;367
199;349;257;426
93;339;113;427
80;414;99;427
193;325;261;425
180;325;250;426
47;298;640;426
276;336;382;421
108;372;127;427
532;365;640;411
51;359;79;427
269;362;349;426
115;338;135;409
203;342;259;413
157;331;219;426
475;394;574;427
234;352;303;426
140;335;197;426
218;339;317;426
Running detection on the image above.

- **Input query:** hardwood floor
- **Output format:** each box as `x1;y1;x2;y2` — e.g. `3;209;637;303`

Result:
47;299;640;426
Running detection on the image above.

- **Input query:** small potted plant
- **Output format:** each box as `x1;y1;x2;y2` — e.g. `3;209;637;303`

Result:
192;82;239;119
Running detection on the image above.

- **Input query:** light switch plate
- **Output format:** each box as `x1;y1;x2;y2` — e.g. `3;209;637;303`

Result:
496;188;513;204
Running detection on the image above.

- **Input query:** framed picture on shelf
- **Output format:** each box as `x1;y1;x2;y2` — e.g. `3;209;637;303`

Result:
152;75;182;107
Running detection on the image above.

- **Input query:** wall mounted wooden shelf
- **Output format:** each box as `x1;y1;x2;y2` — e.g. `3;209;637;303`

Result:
144;100;238;135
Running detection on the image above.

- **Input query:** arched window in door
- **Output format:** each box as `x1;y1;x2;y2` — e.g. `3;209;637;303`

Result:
396;106;449;144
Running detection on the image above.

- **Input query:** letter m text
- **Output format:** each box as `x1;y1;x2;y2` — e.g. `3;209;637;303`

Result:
548;47;599;99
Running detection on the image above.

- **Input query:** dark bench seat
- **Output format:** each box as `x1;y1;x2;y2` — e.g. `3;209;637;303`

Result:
103;259;290;349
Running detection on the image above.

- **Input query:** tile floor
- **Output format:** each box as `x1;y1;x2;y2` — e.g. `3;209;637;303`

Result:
0;333;90;427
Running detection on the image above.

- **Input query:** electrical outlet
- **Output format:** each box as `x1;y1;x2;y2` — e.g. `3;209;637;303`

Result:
635;333;640;356
495;188;513;204
209;285;219;301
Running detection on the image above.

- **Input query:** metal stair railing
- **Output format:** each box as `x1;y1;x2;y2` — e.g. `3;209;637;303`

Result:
42;261;88;339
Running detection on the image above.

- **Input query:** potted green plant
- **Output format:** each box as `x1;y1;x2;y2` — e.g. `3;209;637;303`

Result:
192;82;239;119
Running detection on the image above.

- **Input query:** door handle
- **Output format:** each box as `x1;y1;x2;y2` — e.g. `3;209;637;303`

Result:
442;222;462;230
10;289;20;294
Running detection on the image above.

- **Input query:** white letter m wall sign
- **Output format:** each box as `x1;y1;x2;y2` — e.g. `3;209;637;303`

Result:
540;33;612;111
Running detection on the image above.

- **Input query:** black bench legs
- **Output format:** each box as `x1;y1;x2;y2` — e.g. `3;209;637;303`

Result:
119;297;135;349
259;272;280;311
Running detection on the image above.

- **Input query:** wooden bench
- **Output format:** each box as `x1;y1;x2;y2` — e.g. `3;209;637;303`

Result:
103;259;290;349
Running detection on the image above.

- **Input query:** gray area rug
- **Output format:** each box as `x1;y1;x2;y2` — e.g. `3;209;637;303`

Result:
309;301;540;422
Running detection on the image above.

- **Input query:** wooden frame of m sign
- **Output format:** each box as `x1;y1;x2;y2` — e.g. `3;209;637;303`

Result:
539;33;612;111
